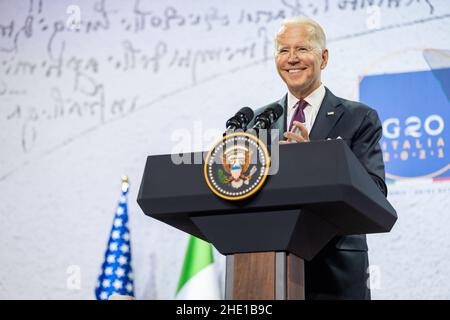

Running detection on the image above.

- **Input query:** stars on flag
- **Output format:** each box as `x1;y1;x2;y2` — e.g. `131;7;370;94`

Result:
113;279;123;290
113;219;123;227
95;178;134;300
117;255;127;265
111;230;120;240
126;283;133;292
115;267;125;277
105;267;113;276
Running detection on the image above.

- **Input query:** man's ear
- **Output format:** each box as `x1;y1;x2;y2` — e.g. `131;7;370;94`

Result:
321;49;329;69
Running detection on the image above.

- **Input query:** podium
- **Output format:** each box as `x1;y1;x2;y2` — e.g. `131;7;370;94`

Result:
137;140;397;300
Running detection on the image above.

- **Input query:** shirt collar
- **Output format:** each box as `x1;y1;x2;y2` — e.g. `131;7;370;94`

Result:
287;83;326;112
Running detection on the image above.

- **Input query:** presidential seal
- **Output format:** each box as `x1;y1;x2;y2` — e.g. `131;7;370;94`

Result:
204;132;270;201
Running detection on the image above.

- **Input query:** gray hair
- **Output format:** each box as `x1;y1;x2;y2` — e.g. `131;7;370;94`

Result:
276;16;327;51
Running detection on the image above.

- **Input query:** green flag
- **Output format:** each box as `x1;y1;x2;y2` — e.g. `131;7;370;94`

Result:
175;236;221;299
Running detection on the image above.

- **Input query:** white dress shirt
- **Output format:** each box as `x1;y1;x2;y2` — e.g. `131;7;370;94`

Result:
286;84;326;134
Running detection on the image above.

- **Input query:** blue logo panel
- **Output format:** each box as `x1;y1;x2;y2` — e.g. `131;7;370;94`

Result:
360;69;449;179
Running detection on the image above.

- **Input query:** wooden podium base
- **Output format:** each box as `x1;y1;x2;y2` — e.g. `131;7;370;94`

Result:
225;252;305;300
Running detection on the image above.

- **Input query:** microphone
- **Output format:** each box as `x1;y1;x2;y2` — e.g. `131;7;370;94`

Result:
225;107;254;132
250;103;284;131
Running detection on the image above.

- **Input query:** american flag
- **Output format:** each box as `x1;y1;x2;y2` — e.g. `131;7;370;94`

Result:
95;177;134;300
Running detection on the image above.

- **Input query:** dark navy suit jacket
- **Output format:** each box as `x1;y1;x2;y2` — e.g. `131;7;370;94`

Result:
252;87;387;299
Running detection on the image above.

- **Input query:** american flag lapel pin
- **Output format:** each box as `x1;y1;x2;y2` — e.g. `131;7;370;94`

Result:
327;111;335;116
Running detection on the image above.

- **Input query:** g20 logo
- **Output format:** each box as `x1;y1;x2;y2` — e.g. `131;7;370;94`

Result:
360;69;450;180
383;115;444;139
381;114;447;179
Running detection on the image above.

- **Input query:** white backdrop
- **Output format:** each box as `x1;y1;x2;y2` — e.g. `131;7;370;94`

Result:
0;0;449;299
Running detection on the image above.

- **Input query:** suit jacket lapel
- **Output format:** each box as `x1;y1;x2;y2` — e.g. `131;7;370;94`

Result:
309;87;344;141
272;88;344;141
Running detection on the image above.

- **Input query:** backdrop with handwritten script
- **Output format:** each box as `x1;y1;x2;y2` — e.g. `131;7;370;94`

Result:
1;0;449;299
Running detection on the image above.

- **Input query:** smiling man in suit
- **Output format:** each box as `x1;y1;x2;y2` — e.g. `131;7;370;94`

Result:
261;16;387;299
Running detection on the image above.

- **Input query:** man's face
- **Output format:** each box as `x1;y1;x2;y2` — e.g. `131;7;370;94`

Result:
275;24;328;98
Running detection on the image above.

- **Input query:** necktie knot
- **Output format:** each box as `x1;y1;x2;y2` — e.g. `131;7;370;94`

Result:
296;99;308;111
